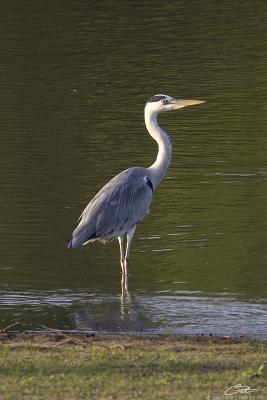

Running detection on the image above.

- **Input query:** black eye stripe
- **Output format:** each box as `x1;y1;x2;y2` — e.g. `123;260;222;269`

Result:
147;95;166;103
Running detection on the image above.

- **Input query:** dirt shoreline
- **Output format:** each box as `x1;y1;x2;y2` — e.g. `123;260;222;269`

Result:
0;330;265;345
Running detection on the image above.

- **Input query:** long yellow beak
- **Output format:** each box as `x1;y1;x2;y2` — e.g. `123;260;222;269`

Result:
173;99;206;107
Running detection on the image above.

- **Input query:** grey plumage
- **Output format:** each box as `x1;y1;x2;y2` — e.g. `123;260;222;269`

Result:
67;167;153;248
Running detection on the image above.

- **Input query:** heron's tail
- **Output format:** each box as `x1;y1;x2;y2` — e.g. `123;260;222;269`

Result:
67;225;96;248
67;235;78;248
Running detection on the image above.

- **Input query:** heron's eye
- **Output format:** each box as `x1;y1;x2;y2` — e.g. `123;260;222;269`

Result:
162;99;169;105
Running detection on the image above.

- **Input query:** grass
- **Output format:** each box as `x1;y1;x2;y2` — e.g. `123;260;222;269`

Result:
0;333;266;399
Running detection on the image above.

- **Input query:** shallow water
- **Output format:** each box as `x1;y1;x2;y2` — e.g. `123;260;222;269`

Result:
0;290;266;339
0;0;266;338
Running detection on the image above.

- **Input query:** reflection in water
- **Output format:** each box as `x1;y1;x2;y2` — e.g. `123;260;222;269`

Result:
74;285;144;332
73;291;147;333
120;284;132;324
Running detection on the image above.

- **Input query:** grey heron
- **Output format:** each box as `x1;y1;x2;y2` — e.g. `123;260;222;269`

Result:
67;94;205;284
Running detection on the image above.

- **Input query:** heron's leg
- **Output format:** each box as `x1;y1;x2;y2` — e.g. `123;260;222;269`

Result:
124;226;136;275
118;235;128;292
121;261;129;292
118;236;124;274
121;271;128;294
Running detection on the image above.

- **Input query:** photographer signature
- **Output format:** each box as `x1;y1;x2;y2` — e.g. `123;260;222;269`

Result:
224;384;262;396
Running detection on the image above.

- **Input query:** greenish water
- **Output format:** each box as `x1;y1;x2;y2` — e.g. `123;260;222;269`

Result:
0;0;266;338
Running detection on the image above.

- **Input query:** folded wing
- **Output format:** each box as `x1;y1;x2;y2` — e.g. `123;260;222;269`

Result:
67;167;153;248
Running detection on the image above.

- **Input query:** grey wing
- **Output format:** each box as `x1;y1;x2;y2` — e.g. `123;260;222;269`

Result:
67;167;153;248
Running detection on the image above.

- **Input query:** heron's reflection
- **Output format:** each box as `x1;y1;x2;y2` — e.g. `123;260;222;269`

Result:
120;272;133;322
73;279;137;331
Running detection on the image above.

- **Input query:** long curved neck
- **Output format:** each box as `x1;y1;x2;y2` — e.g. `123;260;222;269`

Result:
145;107;172;190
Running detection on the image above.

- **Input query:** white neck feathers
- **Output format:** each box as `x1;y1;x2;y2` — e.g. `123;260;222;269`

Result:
144;106;172;190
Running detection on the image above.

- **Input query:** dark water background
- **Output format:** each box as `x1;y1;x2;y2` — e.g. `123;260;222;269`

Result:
0;0;266;338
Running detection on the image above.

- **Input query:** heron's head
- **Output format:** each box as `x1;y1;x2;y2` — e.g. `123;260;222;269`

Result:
145;94;205;114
